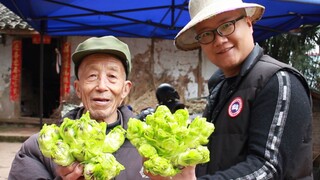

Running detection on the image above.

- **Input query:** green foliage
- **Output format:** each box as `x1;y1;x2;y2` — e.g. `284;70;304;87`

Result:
259;24;320;92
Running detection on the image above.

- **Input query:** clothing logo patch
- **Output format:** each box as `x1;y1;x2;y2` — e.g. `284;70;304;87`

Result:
228;97;243;118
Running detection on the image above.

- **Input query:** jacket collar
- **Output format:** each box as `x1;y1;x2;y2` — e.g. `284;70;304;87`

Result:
239;43;264;77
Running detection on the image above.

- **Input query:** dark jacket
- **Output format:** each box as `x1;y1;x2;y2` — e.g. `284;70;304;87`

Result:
197;44;313;179
8;105;149;180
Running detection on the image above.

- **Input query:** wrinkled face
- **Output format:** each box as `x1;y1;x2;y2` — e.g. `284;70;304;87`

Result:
74;53;132;123
195;9;255;77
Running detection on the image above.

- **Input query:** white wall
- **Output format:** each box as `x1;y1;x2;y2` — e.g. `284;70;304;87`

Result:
0;36;16;118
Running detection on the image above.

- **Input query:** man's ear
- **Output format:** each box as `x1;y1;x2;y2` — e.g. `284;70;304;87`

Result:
74;80;81;99
121;80;132;99
246;16;253;27
245;17;254;34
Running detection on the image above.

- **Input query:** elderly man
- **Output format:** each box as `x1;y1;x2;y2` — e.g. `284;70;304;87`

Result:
9;36;148;180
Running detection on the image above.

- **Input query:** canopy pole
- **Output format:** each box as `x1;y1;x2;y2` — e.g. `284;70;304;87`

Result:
39;22;45;129
171;0;174;28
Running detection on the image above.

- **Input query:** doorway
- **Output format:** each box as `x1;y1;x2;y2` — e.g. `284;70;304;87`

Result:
20;37;60;118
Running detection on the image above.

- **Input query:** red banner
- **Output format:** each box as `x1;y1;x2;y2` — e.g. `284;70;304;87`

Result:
32;34;51;44
60;42;71;102
10;40;22;102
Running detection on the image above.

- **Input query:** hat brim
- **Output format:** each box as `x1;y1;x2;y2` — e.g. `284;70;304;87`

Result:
174;3;265;51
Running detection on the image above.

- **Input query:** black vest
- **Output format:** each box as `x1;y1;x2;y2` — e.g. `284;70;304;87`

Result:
197;45;311;177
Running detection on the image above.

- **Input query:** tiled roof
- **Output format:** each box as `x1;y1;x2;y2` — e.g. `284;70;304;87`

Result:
0;3;34;31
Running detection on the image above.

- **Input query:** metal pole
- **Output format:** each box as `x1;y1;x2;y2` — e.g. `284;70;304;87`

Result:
171;0;174;28
40;33;44;128
39;32;44;128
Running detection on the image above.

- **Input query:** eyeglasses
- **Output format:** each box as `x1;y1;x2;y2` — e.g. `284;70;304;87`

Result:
195;16;245;44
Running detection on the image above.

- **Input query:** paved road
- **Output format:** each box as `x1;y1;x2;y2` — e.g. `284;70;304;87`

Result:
0;142;22;180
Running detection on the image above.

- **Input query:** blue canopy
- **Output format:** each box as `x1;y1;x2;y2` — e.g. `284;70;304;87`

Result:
1;0;320;42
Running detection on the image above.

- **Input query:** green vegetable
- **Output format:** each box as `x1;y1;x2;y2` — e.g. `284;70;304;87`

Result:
84;153;125;180
51;140;75;166
102;125;126;153
38;124;61;158
38;111;126;180
127;105;215;177
144;156;178;177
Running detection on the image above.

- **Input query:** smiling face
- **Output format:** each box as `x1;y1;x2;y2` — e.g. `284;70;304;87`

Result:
74;53;132;123
195;9;255;77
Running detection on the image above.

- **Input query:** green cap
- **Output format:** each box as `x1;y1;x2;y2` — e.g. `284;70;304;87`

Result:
72;36;131;79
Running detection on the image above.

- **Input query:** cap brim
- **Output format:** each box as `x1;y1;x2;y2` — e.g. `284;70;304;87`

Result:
72;49;127;65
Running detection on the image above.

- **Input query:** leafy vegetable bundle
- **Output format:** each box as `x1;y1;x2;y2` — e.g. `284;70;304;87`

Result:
38;112;126;180
126;105;215;177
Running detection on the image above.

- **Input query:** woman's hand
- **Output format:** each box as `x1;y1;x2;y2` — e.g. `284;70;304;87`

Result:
56;162;84;180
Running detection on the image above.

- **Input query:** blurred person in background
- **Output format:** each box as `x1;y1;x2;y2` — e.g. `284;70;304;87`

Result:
136;83;185;121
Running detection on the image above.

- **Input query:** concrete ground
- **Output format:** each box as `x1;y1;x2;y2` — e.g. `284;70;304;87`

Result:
0;142;22;180
0;124;38;180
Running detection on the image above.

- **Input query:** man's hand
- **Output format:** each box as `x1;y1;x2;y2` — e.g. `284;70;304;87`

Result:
56;162;84;180
144;166;197;180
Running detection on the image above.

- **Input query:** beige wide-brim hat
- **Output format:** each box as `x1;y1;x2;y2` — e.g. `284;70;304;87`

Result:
174;0;265;51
